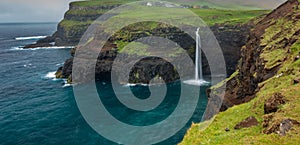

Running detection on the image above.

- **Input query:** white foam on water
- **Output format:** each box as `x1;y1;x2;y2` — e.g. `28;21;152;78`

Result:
15;36;47;41
11;47;24;50
123;83;150;87
55;63;64;66
10;46;74;51
23;63;33;68
183;79;210;86
44;71;56;79
62;79;72;88
43;71;72;87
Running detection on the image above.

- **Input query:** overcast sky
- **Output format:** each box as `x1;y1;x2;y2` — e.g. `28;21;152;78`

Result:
0;0;286;23
0;0;77;23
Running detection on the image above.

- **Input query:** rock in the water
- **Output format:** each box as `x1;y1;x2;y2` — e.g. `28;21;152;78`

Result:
234;116;259;129
264;93;286;114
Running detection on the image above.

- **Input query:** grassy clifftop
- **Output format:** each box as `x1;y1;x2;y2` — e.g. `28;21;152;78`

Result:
181;0;300;144
55;0;269;46
70;0;284;10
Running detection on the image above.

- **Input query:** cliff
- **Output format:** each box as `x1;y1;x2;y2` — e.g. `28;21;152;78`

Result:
182;0;300;144
49;0;268;83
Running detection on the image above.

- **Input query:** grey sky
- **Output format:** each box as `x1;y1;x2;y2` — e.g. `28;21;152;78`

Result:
0;0;76;23
0;0;286;23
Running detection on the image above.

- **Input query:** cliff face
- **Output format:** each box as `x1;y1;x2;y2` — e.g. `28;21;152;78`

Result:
55;24;252;83
182;0;300;143
51;1;269;83
213;0;300;111
53;3;121;46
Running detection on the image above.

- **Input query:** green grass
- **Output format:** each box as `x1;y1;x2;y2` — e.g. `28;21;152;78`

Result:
119;42;150;55
65;9;108;16
59;2;269;57
190;9;269;25
70;0;137;6
261;49;287;70
70;0;271;10
99;5;268;33
261;18;297;48
61;0;269;40
59;20;93;31
181;12;300;145
181;54;300;145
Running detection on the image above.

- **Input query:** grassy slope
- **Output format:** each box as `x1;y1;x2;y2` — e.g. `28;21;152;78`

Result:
181;7;300;145
60;8;269;30
61;0;270;27
58;0;269;50
71;0;285;10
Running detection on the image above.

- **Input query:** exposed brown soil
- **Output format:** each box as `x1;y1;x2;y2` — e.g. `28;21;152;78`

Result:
264;93;286;114
234;116;259;129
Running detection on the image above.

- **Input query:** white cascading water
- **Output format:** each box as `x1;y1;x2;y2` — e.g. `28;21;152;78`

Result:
184;28;209;86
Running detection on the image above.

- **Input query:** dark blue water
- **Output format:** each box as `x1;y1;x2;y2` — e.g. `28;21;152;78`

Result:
0;23;208;145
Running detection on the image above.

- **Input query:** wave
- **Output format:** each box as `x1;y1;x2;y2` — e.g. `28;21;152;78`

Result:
183;79;210;86
15;36;47;41
43;71;72;87
23;63;35;68
44;71;56;79
62;79;72;88
123;83;150;87
55;63;64;66
10;46;74;51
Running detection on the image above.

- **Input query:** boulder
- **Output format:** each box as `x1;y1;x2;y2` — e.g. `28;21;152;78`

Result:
278;119;299;136
263;118;300;135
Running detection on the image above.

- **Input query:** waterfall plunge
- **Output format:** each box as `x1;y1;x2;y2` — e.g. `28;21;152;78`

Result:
183;28;209;86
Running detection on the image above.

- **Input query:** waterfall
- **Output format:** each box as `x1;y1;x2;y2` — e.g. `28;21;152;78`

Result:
183;27;209;86
195;28;203;80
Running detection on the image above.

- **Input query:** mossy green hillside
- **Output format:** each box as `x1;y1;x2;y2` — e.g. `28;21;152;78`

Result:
60;0;270;33
60;8;268;29
181;7;300;145
181;42;300;145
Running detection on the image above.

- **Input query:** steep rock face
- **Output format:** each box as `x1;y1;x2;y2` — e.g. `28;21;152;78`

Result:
51;2;121;46
52;1;256;83
207;0;300;112
56;23;252;83
211;24;253;75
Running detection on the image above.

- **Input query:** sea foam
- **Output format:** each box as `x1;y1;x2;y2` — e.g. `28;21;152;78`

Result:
15;36;47;41
44;71;56;79
11;46;74;51
123;83;150;87
62;79;72;88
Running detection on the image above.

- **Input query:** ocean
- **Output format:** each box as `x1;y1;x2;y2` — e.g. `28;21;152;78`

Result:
0;23;209;145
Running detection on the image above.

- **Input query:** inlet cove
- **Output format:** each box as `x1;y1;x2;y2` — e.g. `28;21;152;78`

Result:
1;0;300;145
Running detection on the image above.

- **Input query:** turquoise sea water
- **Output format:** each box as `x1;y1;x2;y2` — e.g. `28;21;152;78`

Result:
0;23;209;145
